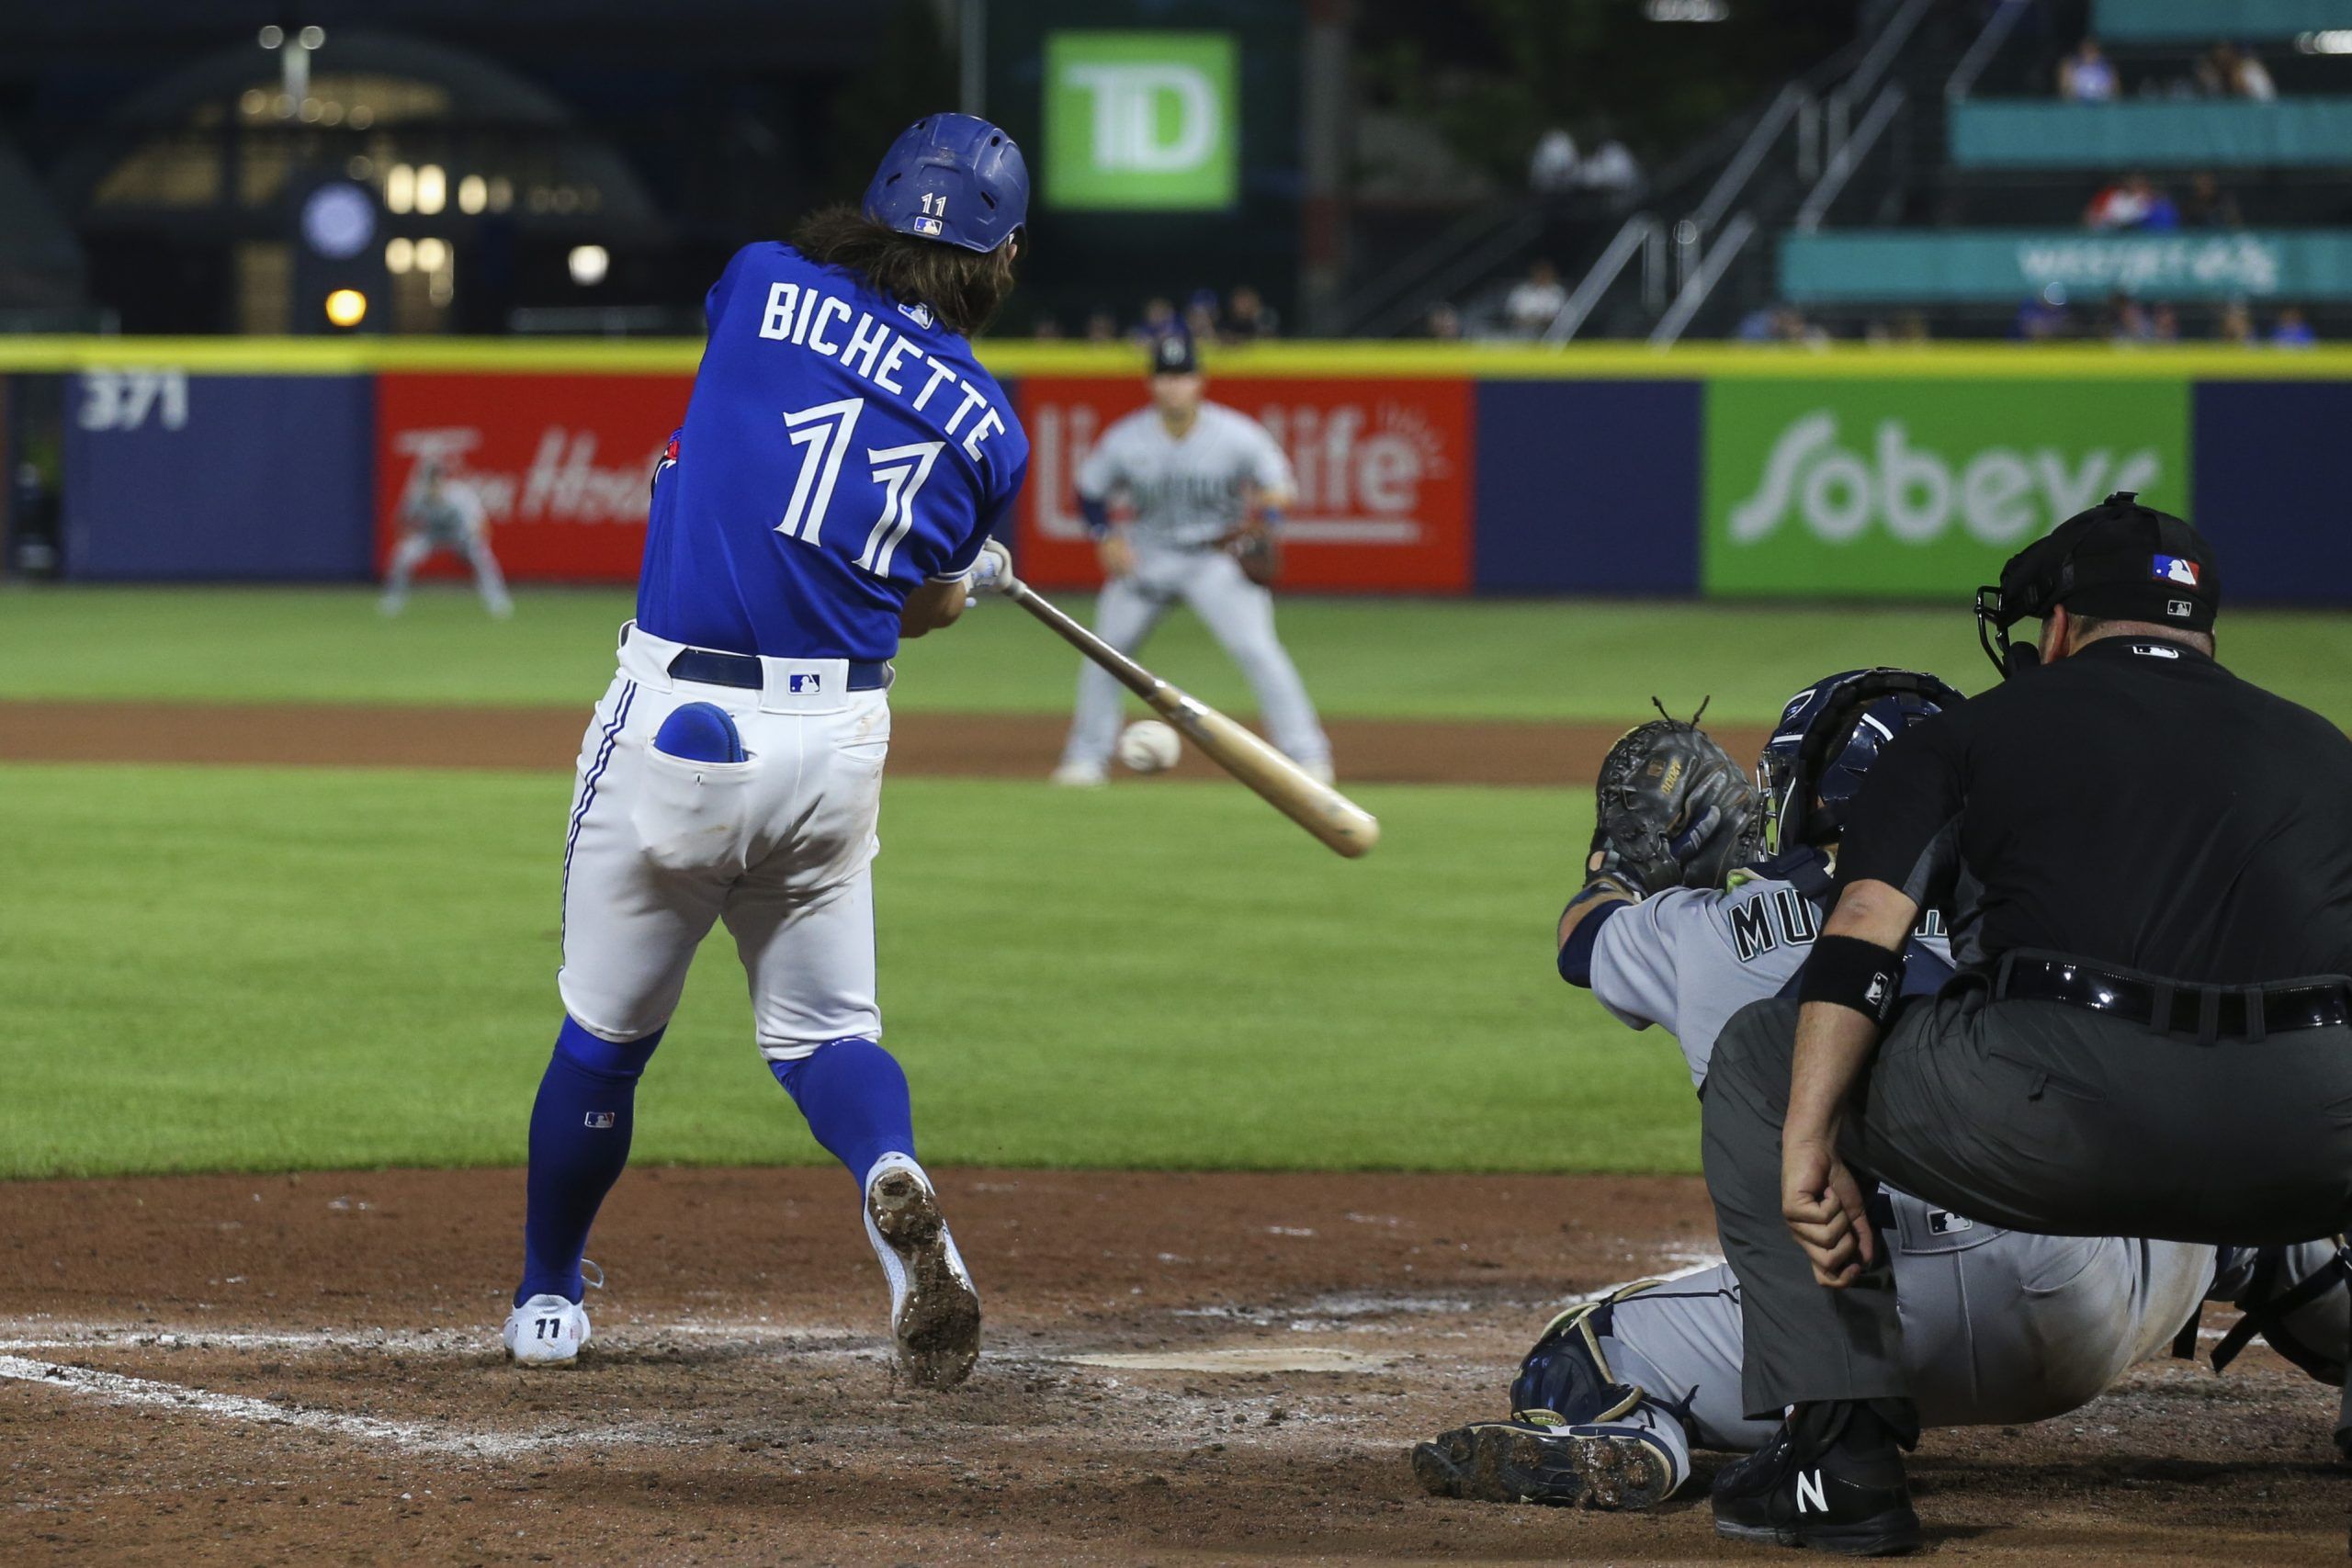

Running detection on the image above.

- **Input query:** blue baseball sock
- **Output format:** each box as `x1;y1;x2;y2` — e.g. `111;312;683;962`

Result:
770;1037;916;1185
516;1017;662;1306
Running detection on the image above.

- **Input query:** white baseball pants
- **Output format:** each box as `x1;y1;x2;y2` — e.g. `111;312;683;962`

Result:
557;623;890;1061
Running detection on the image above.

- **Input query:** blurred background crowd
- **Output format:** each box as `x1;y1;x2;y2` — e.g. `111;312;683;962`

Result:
1;0;2346;349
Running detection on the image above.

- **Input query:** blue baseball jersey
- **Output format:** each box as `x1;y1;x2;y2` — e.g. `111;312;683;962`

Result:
636;243;1029;661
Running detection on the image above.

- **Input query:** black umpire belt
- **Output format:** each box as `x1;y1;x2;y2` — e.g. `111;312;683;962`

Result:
667;648;889;692
1996;953;2352;1041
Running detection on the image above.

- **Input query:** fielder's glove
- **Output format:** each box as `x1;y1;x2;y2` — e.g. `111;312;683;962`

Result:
1589;704;1759;896
1227;526;1282;588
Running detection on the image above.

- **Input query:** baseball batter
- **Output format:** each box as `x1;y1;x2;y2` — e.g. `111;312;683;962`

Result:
1050;333;1332;785
502;114;1030;1388
380;462;513;618
1414;671;2351;1509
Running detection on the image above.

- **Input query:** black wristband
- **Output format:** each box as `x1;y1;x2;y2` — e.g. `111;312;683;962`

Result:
1799;934;1905;1026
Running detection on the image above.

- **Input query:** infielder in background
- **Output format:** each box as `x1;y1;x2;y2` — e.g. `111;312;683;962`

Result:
503;113;1029;1388
1050;333;1333;785
379;461;513;618
1413;671;2350;1514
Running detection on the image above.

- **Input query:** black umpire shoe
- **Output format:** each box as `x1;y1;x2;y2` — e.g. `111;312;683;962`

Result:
1710;1399;1922;1556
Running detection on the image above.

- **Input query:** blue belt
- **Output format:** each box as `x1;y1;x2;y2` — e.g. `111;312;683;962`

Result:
666;648;890;692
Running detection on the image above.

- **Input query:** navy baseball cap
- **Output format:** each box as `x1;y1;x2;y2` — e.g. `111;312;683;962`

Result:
862;113;1028;254
1993;491;2219;633
1148;333;1199;377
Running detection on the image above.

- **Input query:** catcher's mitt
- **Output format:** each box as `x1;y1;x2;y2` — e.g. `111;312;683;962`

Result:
1589;702;1759;896
1227;526;1282;587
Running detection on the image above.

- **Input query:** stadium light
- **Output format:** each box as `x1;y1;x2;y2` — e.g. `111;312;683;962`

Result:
415;237;450;273
415;164;447;216
458;174;487;215
386;164;414;215
1644;0;1729;18
386;236;414;274
2297;29;2352;52
569;244;611;287
323;288;368;329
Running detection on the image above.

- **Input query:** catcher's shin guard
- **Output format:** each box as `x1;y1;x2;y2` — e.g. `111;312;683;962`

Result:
2211;1239;2352;1456
1412;1281;1690;1509
1510;1280;1676;1427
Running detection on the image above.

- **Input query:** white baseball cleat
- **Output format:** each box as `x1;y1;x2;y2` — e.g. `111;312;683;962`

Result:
1048;761;1108;787
503;1293;591;1368
863;1154;981;1388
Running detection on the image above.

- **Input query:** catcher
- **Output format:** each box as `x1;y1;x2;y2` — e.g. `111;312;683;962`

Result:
1048;331;1332;786
1412;671;2351;1516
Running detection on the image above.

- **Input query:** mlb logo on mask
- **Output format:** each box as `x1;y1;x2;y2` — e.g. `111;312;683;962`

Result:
2154;555;2200;588
789;672;823;694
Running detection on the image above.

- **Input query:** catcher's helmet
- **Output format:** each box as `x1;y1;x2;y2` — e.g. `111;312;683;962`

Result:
862;113;1028;254
1757;668;1965;854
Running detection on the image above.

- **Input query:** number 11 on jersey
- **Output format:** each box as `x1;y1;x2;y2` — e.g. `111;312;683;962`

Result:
776;397;945;579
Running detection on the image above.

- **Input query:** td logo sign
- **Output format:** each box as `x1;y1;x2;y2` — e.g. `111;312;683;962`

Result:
1704;378;2189;596
1045;33;1238;210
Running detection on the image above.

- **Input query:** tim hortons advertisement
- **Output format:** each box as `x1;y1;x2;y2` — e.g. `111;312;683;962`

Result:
1013;376;1476;592
374;373;691;582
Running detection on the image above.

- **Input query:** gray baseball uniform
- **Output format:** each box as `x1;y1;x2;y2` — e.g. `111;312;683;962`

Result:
381;478;513;618
1571;862;2238;1493
1057;403;1329;774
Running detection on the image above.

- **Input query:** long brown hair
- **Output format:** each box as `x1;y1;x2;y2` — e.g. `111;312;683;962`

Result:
791;205;1018;338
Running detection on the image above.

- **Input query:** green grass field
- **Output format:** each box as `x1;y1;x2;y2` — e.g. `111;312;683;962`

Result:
5;587;2346;1179
13;583;2351;723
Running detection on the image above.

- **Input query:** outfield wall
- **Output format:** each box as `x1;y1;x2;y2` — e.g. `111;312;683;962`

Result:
7;340;2352;603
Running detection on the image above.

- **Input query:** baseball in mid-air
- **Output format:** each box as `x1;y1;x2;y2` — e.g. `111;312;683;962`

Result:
1116;719;1182;774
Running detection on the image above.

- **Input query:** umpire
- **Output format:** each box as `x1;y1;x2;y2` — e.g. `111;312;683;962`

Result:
1697;491;2352;1554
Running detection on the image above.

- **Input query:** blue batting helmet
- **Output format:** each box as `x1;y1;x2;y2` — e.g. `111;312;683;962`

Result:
1757;668;1966;854
863;113;1029;254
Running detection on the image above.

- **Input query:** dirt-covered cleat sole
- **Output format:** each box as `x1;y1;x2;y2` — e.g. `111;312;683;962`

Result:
864;1157;981;1389
1713;1517;1923;1556
503;1293;590;1368
1410;1420;1677;1510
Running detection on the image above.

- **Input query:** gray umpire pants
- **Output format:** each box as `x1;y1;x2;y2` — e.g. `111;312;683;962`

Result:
1701;984;2352;1416
1059;540;1330;773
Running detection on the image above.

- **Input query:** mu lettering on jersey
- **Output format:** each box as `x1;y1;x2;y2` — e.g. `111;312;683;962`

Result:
635;243;1030;662
1725;884;1949;964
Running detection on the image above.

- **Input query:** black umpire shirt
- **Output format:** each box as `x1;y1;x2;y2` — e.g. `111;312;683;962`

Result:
1835;636;2352;984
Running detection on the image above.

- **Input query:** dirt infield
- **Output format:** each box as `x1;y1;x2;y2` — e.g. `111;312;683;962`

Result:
3;1167;2343;1565
0;699;1768;785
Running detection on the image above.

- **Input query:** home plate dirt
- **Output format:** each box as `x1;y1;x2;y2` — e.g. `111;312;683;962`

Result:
2;1168;2342;1564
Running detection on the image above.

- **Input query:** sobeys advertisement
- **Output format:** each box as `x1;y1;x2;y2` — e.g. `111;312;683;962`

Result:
1703;378;2189;595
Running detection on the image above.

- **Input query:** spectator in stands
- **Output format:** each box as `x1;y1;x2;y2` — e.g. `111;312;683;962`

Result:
1529;127;1579;194
2150;303;2181;344
1503;259;1568;336
2199;42;2277;101
1084;308;1120;344
2105;293;2154;344
1419;301;1464;341
1224;284;1279;343
2219;300;2256;345
1182;288;1221;343
1032;315;1065;340
2085;173;2178;231
2272;306;2318;347
2059;37;2120;102
1577;128;1643;195
1133;296;1178;344
2015;290;2074;341
1865;310;1930;344
2179;173;2244;229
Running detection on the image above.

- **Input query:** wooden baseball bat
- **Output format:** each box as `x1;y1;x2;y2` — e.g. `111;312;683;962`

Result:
1001;575;1380;859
